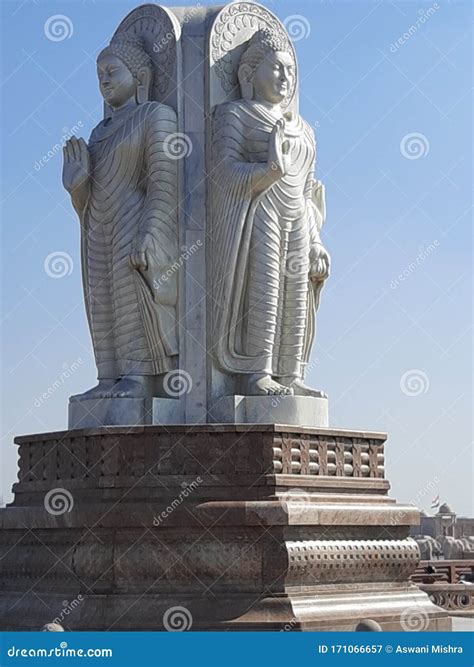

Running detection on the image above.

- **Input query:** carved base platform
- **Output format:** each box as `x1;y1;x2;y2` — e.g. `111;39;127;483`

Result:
210;395;329;427
0;425;451;631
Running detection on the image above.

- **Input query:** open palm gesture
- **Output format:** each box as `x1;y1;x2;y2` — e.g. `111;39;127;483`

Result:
62;137;90;194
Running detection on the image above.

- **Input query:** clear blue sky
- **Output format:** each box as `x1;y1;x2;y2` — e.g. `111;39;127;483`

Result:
1;0;472;515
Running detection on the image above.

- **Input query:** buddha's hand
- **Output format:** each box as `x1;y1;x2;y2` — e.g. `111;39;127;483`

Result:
268;118;291;179
309;243;331;283
130;231;154;272
62;138;90;194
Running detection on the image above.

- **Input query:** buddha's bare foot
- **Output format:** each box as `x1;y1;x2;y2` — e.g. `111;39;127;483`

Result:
246;373;294;396
106;377;148;399
278;377;328;399
70;379;116;402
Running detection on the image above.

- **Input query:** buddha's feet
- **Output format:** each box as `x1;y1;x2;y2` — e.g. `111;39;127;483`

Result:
105;377;148;399
70;379;116;402
278;377;328;399
246;374;294;396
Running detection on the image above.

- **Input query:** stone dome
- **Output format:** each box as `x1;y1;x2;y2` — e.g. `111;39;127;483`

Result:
437;502;455;515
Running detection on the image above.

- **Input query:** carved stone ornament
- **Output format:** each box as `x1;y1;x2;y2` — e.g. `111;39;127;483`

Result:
113;3;181;100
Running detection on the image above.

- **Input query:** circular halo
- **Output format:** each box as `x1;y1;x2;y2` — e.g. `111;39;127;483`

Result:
112;3;180;101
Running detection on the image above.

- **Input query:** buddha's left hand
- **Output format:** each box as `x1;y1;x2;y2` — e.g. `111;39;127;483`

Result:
309;243;331;282
130;232;154;272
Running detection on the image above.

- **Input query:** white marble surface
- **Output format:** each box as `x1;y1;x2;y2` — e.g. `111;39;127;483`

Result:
209;394;329;427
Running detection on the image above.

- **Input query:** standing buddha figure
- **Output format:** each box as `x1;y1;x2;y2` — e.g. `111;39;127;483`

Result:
63;36;179;401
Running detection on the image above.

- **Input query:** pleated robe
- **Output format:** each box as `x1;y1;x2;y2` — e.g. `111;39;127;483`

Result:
81;101;178;379
211;100;324;378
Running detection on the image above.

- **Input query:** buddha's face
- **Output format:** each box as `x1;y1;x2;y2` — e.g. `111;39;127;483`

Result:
252;51;293;104
97;54;136;108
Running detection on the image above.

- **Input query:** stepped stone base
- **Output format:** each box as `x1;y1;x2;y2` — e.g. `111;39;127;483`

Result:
0;425;451;631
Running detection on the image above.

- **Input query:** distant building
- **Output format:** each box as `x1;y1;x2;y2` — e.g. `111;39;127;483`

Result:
410;503;474;538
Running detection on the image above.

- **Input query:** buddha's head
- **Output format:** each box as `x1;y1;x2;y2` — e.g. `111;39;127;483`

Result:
97;36;152;108
238;29;294;105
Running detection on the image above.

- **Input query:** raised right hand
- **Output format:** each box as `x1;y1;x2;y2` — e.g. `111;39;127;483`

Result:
267;118;291;179
62;137;90;194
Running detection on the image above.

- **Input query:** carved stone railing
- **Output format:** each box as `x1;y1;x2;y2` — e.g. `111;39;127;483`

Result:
412;560;474;616
413;559;474;584
272;433;384;478
425;585;474;614
11;426;388;506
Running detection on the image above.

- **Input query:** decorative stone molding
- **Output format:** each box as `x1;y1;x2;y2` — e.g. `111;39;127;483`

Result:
424;585;474;613
286;539;419;585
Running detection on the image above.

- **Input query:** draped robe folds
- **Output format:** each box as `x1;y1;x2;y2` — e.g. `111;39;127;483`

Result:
80;101;179;378
211;100;325;377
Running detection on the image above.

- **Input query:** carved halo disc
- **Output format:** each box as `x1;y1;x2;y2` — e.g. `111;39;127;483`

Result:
112;3;181;101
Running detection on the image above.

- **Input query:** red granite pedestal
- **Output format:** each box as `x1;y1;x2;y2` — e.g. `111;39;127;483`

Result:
0;425;451;631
